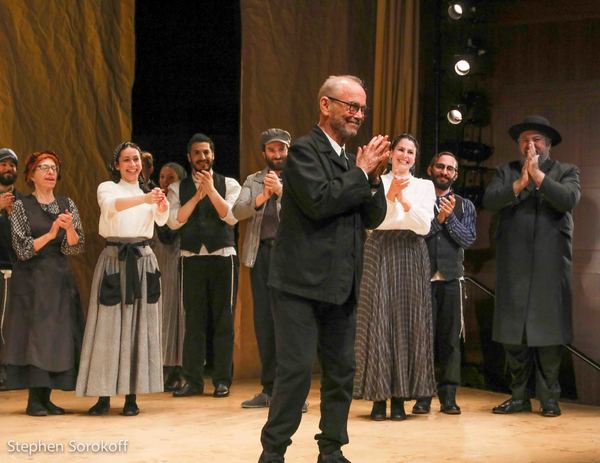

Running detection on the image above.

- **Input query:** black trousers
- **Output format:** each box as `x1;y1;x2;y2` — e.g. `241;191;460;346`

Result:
260;289;355;457
181;255;238;388
503;343;563;403
431;280;462;393
250;241;276;396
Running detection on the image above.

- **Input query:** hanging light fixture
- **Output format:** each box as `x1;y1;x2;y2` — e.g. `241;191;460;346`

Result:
452;38;487;76
447;105;466;125
448;2;464;20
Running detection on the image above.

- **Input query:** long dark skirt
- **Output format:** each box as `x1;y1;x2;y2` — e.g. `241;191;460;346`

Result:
353;230;436;401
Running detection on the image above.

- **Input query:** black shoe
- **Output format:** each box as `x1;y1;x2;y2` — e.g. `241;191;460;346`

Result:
390;397;406;421
441;400;461;415
121;395;140;416
492;398;532;414
258;450;285;463
242;392;270;408
317;449;351;463
213;383;230;398
412;398;431;414
173;382;204;397
370;400;386;421
26;388;48;416
88;396;111;416
540;399;561;417
164;367;183;392
40;388;65;415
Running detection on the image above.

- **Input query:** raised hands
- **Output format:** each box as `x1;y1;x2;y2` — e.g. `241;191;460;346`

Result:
0;191;15;213
356;135;390;184
386;177;409;202
146;187;168;212
263;170;283;198
436;194;456;224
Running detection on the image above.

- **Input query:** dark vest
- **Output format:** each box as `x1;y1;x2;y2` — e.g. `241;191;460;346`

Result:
179;173;235;253
426;194;464;280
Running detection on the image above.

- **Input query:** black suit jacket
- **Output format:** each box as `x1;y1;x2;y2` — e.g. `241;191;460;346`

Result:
268;125;387;305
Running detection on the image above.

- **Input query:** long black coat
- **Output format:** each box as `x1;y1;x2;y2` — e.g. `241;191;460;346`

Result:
482;157;580;346
268;125;387;305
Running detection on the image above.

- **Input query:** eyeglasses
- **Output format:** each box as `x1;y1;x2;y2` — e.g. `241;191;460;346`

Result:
326;96;368;116
433;163;457;174
36;164;59;173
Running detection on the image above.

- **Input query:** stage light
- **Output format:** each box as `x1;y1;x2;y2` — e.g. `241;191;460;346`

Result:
454;59;471;76
447;106;465;125
448;2;464;20
452;38;487;76
446;92;490;127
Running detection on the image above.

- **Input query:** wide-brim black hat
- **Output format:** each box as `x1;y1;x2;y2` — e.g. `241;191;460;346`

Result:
508;115;562;146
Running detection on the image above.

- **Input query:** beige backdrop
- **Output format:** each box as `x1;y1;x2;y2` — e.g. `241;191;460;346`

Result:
0;0;135;308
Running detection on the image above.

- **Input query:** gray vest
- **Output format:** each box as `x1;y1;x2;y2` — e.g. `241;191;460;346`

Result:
426;194;465;280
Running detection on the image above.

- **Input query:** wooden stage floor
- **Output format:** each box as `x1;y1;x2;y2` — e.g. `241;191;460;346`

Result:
1;379;599;462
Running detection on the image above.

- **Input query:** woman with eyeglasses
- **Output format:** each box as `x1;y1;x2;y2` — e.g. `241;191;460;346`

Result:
353;133;437;421
1;151;84;416
76;142;168;416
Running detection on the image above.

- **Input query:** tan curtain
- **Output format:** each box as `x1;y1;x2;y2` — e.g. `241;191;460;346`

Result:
237;0;377;378
372;0;420;137
0;0;135;308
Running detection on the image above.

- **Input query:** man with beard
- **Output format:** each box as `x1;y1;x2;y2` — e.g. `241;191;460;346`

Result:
0;148;20;387
483;116;580;417
167;133;241;398
232;128;292;409
258;75;389;463
412;151;476;416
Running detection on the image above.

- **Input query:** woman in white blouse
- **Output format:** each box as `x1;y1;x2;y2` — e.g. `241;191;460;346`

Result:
76;142;169;416
353;133;437;421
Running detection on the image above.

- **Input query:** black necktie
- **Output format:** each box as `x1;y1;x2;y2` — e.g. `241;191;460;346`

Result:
340;148;348;170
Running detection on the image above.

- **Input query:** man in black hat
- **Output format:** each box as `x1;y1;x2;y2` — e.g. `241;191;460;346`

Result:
0;148;21;387
233;128;307;412
483;115;581;417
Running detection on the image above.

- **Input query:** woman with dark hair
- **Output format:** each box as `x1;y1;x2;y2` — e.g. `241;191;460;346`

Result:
76;142;168;416
1;151;84;416
353;133;437;421
154;162;187;390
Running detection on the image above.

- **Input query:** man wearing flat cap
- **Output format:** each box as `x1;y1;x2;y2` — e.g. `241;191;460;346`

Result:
0;148;21;387
234;128;308;411
483;115;581;417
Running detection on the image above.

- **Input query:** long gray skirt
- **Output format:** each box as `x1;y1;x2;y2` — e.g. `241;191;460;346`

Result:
153;237;184;366
353;230;436;401
76;243;163;396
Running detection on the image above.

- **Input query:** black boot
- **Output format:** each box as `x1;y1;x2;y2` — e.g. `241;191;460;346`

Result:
164;366;182;392
88;396;111;416
122;394;139;416
439;387;461;415
370;400;386;421
26;388;48;416
40;388;65;415
390;397;406;421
